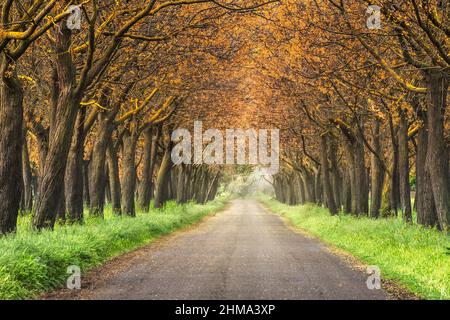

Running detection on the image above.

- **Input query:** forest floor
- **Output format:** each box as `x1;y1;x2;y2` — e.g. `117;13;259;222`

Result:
45;199;401;300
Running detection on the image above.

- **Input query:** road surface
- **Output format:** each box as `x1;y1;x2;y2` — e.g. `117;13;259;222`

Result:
75;199;387;300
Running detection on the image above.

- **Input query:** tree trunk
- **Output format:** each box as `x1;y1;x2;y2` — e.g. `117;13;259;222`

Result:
105;171;111;204
296;173;305;204
344;140;358;215
342;168;352;214
33;25;79;230
398;110;412;223
107;144;121;215
137;127;158;210
120;130;138;216
65;109;85;222
302;169;316;203
329;138;341;210
370;120;384;218
176;165;186;203
21;128;33;212
0;54;23;234
154;141;173;208
342;126;368;216
208;174;220;201
199;169;210;203
320;135;338;215
416;114;439;228
388;114;400;216
314;167;322;205
205;171;220;203
89;115;114;216
273;175;283;202
167;169;175;200
83;159;90;206
35;129;48;194
56;189;66;224
287;175;296;205
425;70;450;230
183;165;193;201
355;130;368;215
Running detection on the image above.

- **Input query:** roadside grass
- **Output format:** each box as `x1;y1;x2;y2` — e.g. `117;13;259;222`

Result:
0;195;230;300
259;194;450;300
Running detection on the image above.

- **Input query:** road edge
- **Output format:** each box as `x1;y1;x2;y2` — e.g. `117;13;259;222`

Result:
257;200;420;300
39;201;233;300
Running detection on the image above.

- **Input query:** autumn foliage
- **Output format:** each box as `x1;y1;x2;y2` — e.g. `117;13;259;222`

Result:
0;0;448;234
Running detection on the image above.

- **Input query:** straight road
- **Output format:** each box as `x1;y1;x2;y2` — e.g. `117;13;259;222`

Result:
82;199;387;300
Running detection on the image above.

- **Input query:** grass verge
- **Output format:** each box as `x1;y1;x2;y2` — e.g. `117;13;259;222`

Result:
259;194;450;300
0;195;230;299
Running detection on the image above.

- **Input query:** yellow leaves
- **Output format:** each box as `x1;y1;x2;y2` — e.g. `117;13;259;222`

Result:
80;100;110;111
408;123;421;138
19;75;36;84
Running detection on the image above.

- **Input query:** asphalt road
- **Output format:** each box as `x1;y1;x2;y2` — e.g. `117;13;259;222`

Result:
87;199;387;300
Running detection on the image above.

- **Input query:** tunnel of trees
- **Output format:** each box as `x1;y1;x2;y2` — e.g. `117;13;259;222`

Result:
0;0;449;235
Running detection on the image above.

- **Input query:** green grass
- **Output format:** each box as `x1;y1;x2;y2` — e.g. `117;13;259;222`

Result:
0;195;230;300
259;194;450;300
